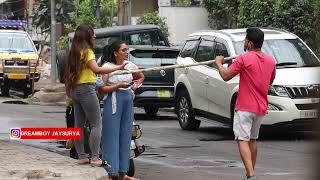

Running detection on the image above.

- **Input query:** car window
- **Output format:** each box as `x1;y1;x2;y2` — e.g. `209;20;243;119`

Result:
180;40;199;58
94;36;120;56
215;42;229;57
128;31;166;46
194;39;215;63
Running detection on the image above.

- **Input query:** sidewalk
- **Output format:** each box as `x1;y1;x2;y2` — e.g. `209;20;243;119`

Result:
0;140;108;180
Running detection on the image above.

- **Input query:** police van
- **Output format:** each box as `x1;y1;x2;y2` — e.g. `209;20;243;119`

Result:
0;20;40;97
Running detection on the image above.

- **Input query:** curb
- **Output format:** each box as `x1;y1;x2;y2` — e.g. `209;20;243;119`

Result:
0;140;108;180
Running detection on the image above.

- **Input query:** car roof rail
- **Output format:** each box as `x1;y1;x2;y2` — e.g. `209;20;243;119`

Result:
192;29;234;39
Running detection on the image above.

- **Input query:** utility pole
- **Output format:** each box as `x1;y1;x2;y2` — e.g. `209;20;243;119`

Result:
128;0;131;25
95;0;101;28
118;0;131;25
27;0;33;35
111;0;114;26
50;0;56;85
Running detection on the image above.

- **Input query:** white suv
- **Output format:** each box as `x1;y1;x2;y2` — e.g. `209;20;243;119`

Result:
174;28;320;130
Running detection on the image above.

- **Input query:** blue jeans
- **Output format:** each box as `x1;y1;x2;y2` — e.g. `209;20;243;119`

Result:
102;89;133;174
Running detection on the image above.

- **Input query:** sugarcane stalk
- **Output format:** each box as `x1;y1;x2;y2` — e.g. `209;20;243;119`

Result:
110;56;236;75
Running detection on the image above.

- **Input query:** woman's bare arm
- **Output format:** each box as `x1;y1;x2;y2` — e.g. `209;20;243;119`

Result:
87;60;126;74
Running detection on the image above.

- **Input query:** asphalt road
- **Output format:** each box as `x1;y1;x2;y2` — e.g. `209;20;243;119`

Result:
0;101;317;180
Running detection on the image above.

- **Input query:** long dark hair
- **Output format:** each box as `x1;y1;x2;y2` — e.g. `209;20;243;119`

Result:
101;40;127;65
65;24;94;93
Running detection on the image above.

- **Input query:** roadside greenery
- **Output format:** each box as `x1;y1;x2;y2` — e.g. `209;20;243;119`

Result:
175;0;192;6
137;11;169;38
203;0;320;56
32;0;117;50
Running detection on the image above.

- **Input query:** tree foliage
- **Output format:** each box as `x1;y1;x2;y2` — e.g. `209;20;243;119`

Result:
137;11;169;38
176;0;192;6
272;0;316;47
237;0;275;28
32;0;73;40
203;0;320;55
202;0;238;29
32;0;116;49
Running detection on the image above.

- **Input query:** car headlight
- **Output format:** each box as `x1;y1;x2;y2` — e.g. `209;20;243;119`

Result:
268;85;289;97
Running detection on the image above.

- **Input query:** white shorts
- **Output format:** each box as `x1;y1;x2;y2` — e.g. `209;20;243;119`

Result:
233;111;264;141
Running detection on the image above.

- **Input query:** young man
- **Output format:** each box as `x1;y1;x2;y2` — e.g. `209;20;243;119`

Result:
214;27;276;180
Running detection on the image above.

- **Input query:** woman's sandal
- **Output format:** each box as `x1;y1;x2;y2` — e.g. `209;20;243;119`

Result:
90;159;111;168
78;158;90;165
108;174;118;180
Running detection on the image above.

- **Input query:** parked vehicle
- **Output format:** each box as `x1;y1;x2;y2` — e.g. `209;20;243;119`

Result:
0;20;40;97
97;46;180;116
57;24;170;83
174;28;320;130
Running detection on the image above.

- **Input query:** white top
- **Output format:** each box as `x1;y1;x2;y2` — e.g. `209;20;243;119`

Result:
98;60;138;114
102;61;138;85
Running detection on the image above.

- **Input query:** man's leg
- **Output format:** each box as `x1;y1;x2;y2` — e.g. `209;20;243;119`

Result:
234;111;256;177
249;140;257;169
249;114;263;170
238;140;254;177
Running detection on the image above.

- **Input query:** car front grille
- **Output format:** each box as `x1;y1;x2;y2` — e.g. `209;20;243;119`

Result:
285;85;320;98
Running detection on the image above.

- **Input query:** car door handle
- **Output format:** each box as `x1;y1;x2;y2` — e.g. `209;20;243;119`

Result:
184;67;189;74
205;76;209;84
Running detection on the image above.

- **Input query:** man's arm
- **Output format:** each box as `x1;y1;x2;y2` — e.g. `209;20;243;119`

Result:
215;56;237;81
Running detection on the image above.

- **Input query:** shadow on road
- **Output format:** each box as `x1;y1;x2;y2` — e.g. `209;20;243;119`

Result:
134;113;177;121
195;126;316;141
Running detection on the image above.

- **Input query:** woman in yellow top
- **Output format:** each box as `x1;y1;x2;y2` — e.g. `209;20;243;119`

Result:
65;24;126;166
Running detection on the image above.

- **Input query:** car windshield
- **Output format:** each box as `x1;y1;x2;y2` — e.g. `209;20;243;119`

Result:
234;39;320;68
0;33;36;53
129;49;179;66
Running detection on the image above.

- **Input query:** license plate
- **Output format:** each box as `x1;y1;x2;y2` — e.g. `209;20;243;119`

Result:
157;90;171;98
300;110;318;118
8;74;27;79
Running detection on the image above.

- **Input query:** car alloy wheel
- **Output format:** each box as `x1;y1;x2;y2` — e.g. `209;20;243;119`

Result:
179;96;189;124
177;90;200;130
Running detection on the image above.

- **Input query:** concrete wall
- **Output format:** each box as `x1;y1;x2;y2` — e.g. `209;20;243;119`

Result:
132;0;157;17
159;6;209;45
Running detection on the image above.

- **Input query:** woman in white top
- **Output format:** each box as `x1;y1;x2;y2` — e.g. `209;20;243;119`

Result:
98;41;144;180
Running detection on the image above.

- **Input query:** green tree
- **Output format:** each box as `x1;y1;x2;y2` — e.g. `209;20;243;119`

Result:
202;0;239;29
176;0;192;6
68;0;97;27
137;11;169;38
237;0;275;28
32;0;73;41
100;0;117;27
272;0;316;48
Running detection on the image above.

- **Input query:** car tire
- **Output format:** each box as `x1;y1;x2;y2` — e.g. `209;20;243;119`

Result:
144;106;159;116
176;90;200;130
127;159;135;177
69;146;78;159
23;82;32;98
1;83;10;97
56;50;66;83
